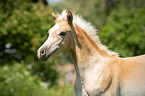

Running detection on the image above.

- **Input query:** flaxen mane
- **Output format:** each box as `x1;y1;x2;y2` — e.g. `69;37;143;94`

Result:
56;10;119;56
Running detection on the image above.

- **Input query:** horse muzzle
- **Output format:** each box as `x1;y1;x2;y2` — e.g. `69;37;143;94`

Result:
37;45;59;61
37;49;49;61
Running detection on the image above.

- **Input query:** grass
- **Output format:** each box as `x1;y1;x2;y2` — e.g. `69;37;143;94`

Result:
48;85;75;96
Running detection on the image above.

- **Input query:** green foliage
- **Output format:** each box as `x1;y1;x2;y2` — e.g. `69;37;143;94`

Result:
0;64;49;96
0;0;59;85
52;0;104;28
0;63;74;96
100;7;145;57
47;85;75;96
32;59;58;85
0;0;54;63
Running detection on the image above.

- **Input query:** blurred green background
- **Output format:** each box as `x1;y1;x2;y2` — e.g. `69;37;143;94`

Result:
0;0;145;95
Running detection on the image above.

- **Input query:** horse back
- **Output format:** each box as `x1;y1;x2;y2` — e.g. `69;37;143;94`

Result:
113;54;145;95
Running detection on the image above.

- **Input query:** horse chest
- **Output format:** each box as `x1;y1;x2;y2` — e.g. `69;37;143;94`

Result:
76;60;114;95
77;59;98;81
79;63;105;93
84;66;103;93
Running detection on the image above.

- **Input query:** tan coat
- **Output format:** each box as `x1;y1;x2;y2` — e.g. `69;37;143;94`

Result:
37;10;145;96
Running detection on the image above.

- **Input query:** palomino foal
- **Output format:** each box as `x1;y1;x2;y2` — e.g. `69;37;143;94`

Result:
37;10;145;96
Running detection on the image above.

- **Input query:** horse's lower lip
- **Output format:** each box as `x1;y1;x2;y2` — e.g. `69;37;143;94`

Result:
40;54;51;61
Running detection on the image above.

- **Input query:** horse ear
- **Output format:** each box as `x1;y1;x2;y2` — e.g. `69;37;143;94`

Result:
67;10;73;24
51;10;58;20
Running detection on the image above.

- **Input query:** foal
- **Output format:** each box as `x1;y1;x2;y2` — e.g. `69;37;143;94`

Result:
37;10;145;96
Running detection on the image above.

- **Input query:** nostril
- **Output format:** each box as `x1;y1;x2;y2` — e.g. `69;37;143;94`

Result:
41;50;45;56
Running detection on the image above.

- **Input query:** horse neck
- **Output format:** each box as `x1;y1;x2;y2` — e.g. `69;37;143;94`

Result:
70;23;106;69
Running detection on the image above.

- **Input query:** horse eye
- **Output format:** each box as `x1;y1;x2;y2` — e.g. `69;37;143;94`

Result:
59;32;66;36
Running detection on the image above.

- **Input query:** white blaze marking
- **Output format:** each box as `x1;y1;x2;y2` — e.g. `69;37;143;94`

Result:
49;24;60;33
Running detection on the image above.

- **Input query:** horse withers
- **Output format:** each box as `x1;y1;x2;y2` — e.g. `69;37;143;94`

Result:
37;10;145;96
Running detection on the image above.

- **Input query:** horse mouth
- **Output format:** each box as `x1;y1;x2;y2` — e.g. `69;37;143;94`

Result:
38;46;59;61
39;50;54;61
40;54;51;61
